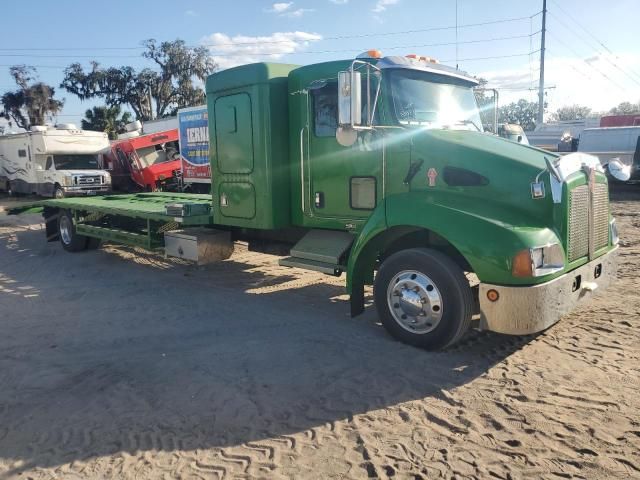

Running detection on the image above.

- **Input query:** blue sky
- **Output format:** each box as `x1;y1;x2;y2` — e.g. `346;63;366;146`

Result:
1;0;639;129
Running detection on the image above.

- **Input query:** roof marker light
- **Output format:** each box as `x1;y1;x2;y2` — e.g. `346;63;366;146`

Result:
357;49;383;59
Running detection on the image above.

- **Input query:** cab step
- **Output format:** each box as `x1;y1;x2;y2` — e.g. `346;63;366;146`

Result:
278;229;354;276
279;256;344;276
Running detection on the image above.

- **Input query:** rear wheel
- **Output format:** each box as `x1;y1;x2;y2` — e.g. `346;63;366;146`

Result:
374;248;473;350
58;210;88;252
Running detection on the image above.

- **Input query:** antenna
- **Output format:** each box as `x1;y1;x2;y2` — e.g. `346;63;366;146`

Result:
455;0;459;69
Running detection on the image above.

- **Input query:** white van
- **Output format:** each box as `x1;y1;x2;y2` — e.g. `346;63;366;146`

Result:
578;126;640;180
0;125;112;197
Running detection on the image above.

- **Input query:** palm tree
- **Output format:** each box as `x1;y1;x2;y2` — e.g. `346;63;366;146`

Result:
81;105;132;139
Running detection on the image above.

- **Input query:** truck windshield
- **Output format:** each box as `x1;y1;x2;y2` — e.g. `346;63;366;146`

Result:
53;154;100;170
389;69;483;131
136;146;170;167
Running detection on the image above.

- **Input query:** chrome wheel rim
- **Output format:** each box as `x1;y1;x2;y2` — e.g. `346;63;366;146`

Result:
59;215;72;245
386;270;443;334
55;189;64;198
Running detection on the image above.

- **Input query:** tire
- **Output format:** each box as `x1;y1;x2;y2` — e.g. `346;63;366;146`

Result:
54;185;65;199
57;209;88;252
374;248;473;350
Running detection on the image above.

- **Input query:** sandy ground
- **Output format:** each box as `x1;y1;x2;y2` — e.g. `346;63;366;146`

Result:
0;187;639;480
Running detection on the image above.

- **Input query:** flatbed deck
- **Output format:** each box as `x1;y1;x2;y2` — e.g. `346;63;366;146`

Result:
11;192;214;226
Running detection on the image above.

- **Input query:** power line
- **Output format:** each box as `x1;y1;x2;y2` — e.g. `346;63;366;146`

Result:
0;13;541;53
546;31;627;91
0;34;538;61
0;50;539;72
548;3;640;85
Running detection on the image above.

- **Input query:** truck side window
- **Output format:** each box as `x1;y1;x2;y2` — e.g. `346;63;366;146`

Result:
312;83;338;137
45;156;53;170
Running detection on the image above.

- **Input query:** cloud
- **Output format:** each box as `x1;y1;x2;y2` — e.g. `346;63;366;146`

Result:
265;2;314;18
267;2;294;13
200;31;323;70
372;0;399;13
477;53;640;113
329;0;349;4
184;9;197;16
283;8;314;17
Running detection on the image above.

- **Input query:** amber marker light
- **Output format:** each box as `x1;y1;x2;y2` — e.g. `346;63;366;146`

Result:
512;249;533;278
487;289;500;302
367;49;383;59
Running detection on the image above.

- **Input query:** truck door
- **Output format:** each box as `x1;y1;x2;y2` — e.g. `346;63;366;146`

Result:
303;81;382;225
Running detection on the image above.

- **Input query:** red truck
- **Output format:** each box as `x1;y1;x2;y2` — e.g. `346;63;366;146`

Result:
101;129;181;192
600;114;640;127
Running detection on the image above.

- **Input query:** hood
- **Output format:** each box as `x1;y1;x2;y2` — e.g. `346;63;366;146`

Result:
408;129;560;228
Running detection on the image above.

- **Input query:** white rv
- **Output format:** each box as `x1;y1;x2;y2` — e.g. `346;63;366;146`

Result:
0;124;112;197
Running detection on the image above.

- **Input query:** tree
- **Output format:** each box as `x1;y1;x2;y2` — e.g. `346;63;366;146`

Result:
550;104;592;121
498;99;539;131
1;66;64;129
81;105;132;139
609;101;640;115
61;39;217;121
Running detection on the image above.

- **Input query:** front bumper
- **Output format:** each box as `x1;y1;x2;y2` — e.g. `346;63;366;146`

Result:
479;247;618;335
63;185;111;196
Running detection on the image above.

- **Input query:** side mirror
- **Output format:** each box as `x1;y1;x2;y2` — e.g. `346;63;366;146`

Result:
338;71;362;127
607;158;631;182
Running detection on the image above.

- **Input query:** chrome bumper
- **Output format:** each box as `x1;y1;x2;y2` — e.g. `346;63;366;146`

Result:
479;247;618;335
63;185;111;195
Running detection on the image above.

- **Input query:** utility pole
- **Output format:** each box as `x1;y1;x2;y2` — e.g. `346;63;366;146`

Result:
537;0;547;126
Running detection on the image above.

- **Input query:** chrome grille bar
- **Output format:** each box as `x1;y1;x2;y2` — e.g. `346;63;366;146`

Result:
567;180;609;263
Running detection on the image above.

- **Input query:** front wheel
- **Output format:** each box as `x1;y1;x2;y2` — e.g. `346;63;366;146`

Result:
54;186;65;199
374;248;473;350
58;210;88;252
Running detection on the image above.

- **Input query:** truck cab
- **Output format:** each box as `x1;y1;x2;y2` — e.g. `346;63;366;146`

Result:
201;52;617;348
103;128;181;192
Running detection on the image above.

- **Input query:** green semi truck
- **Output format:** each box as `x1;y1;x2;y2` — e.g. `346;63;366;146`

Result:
14;51;619;349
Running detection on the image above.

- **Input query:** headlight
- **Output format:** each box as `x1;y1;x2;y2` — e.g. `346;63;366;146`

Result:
63;175;73;186
512;243;565;278
610;218;619;245
103;173;111;184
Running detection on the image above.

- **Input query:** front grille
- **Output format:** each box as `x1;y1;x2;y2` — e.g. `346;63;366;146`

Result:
568;185;589;261
592;183;609;251
567;182;610;262
77;175;102;185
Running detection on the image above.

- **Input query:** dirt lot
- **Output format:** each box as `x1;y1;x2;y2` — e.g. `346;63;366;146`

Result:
0;188;639;480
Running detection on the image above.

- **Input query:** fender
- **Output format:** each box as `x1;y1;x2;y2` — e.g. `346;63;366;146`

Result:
346;191;559;316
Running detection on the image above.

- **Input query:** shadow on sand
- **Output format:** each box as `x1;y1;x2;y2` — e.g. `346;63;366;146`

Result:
0;219;538;477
